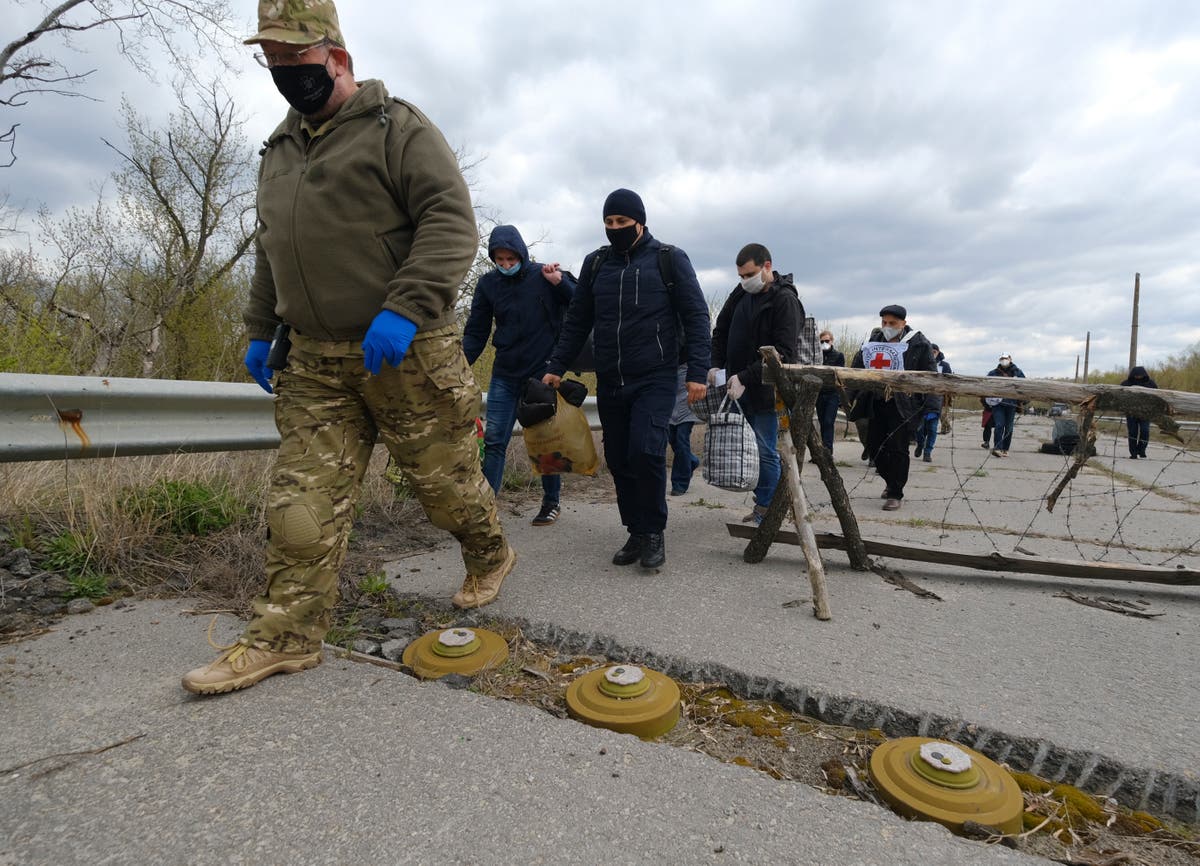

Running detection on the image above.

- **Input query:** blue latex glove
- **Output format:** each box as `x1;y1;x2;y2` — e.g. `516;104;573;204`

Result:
362;310;418;375
244;339;274;393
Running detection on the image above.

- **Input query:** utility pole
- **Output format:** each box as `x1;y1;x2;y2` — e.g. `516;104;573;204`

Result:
1074;355;1080;383
1083;331;1091;383
1129;272;1140;372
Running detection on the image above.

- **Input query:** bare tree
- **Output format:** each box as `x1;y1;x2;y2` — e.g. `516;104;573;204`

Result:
4;78;257;378
0;0;235;166
102;79;256;376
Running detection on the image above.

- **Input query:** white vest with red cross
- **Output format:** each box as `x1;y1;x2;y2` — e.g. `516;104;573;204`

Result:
861;330;921;371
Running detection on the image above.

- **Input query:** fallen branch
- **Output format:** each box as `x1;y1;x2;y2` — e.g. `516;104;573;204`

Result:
869;560;943;601
1;732;146;777
1053;591;1164;619
0;627;53;646
322;643;407;672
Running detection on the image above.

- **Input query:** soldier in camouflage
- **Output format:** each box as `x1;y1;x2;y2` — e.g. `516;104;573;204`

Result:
183;0;515;695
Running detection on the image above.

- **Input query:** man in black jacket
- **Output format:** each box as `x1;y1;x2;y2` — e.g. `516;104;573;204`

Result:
1120;365;1158;458
850;304;937;511
710;243;803;524
543;189;710;569
816;329;845;454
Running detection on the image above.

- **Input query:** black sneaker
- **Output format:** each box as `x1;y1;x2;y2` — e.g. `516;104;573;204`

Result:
640;533;665;569
531;503;560;526
612;534;645;566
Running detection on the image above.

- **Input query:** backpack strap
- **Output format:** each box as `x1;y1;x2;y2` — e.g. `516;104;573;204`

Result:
578;245;611;292
658;244;676;293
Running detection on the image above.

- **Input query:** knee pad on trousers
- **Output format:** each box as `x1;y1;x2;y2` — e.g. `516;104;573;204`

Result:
269;502;336;562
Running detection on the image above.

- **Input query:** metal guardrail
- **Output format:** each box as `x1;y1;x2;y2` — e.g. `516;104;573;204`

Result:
0;372;600;463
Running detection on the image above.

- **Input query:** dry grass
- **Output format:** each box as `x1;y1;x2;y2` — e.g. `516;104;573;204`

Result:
0;449;415;608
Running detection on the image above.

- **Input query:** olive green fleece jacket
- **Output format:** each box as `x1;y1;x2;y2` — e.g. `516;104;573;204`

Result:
245;79;476;342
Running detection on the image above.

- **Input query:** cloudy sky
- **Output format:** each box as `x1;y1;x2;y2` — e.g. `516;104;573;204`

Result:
4;0;1199;378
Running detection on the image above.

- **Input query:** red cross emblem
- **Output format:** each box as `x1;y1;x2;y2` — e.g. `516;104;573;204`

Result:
869;352;892;370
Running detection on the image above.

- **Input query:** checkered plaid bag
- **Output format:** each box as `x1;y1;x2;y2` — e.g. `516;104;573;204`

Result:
702;396;760;491
690;383;727;424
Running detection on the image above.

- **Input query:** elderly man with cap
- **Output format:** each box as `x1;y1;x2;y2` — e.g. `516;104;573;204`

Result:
543;189;711;570
849;304;937;510
183;0;514;695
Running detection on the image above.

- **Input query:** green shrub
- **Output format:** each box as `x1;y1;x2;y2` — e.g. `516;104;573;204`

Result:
357;572;390;595
122;479;247;536
42;528;98;577
42;528;109;597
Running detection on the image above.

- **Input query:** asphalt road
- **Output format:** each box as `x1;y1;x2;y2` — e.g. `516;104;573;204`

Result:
0;602;1035;866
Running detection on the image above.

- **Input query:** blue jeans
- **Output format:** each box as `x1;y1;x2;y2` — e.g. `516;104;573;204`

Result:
991;403;1016;451
482;376;560;505
668;422;699;493
747;409;782;509
815;392;839;452
913;415;938;455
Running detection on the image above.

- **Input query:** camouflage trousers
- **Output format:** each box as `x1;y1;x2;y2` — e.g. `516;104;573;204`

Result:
242;325;508;654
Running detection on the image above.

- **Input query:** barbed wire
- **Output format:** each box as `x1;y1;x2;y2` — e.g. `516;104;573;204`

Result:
824;404;1200;571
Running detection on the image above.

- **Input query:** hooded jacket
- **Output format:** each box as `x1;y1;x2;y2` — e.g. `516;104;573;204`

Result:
245;80;477;342
986;362;1027;408
547;230;711;385
711;273;804;413
850;325;937;429
462;225;577;382
1120;366;1158;389
1120;366;1159;421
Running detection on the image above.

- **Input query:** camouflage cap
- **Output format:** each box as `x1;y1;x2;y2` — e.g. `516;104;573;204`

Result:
244;0;344;46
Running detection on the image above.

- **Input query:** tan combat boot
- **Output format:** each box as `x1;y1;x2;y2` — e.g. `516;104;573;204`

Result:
453;545;517;609
182;642;322;695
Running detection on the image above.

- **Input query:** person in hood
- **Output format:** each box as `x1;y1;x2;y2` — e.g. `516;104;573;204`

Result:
463;225;577;525
710;243;804;524
185;0;513;696
543;188;711;570
1119;365;1159;458
815;329;846;455
849;304;937;511
986;353;1026;457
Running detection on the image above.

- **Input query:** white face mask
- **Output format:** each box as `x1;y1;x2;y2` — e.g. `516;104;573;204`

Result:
740;269;766;294
999;359;1011;368
881;326;902;340
820;341;832;351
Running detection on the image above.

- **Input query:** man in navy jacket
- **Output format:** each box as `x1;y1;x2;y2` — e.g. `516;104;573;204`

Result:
464;224;576;526
543;189;710;569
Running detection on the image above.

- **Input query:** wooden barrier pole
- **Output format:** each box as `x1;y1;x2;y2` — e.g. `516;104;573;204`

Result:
723;526;1200;587
779;425;832;620
774;366;1200;425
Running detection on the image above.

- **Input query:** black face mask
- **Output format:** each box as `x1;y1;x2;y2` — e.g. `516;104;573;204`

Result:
270;63;335;115
605;224;640;253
